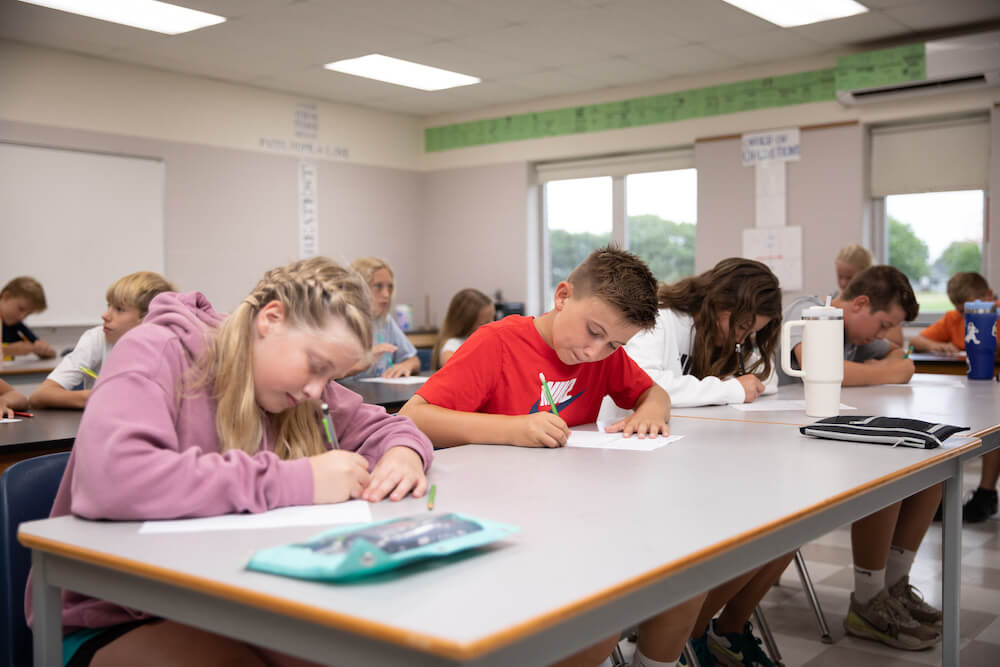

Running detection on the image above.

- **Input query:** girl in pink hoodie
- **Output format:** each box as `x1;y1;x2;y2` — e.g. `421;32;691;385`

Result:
29;257;434;666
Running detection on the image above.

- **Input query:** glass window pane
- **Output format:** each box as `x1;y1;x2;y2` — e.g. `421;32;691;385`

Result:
626;169;697;283
886;190;984;316
545;177;612;298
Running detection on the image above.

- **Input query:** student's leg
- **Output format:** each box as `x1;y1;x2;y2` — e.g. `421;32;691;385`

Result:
885;485;944;627
691;570;760;638
634;593;708;665
92;620;271;667
548;634;622;667
889;485;941;557
714;552;796;634
964;450;1000;523
851;502;902;584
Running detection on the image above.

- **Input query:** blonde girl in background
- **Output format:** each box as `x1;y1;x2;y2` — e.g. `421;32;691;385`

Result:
27;257;433;666
432;288;495;370
345;256;421;379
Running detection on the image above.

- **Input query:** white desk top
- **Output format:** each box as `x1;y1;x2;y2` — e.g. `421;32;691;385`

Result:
20;416;980;661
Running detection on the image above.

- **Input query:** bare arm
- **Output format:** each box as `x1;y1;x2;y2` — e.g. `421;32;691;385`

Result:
2;341;34;357
793;342;914;387
909;334;959;354
30;379;91;409
439;349;455;366
0;379;28;412
398;394;569;448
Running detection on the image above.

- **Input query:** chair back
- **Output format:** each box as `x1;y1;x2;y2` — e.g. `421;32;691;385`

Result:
0;452;70;667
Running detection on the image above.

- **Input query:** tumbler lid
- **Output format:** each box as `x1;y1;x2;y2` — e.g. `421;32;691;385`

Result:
965;300;996;314
802;305;843;320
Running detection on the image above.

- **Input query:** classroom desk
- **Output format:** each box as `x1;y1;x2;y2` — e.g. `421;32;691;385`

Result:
21;415;979;667
0;355;58;381
337;378;426;413
0;409;80;472
907;351;970;375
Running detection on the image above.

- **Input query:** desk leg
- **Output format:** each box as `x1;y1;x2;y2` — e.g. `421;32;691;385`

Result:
31;550;63;667
941;465;962;667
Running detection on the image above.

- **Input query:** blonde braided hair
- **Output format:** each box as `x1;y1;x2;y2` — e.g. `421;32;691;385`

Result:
194;257;372;460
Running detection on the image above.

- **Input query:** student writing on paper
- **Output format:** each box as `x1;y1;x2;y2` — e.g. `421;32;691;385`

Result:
25;258;434;666
0;276;56;359
432;287;494;370
29;271;175;409
597;258;792;664
343;256;421;379
404;248;707;667
0;378;28;418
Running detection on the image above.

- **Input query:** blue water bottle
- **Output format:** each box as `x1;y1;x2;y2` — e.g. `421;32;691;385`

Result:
964;300;997;380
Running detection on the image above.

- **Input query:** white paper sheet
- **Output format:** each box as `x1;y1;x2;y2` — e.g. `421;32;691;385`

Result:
0;418;22;424
729;400;856;412
357;376;428;385
566;430;683;451
139;501;372;534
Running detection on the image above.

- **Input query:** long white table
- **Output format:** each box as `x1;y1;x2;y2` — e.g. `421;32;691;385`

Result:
21;385;984;666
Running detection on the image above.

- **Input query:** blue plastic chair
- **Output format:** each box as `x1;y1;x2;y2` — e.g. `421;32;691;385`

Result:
1;452;70;667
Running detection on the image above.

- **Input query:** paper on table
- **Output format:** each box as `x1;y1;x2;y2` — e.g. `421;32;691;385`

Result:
566;429;683;451
139;501;372;534
0;418;22;423
729;400;856;412
357;376;428;385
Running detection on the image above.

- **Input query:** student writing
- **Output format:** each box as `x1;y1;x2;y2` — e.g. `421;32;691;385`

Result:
30;271;175;409
0;276;56;359
0;378;28;418
26;258;434;666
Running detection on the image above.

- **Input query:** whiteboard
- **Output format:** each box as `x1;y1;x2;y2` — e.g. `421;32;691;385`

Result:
0;142;165;326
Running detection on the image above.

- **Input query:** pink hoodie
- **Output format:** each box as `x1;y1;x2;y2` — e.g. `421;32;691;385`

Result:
27;291;433;631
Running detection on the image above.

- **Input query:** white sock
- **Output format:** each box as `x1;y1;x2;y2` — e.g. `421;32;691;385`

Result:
886;545;917;587
631;646;677;667
853;565;886;604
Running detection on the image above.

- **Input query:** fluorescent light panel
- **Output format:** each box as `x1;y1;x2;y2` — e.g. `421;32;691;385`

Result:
324;54;480;91
721;0;868;27
18;0;225;35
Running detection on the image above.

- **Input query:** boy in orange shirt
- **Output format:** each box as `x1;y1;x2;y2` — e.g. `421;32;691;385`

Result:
909;272;996;354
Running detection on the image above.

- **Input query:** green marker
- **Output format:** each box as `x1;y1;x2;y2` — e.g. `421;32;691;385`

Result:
320;402;339;450
427;484;437;511
539;372;559;416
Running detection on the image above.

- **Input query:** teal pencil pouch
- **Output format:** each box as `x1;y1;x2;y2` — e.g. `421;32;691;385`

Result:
247;512;519;582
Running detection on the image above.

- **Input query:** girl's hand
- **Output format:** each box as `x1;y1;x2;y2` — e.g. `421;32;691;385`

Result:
308;450;371;504
371;342;397;357
382;364;411;378
605;411;669;438
737;374;766;402
0;401;12;419
362;446;427;501
510;412;570;448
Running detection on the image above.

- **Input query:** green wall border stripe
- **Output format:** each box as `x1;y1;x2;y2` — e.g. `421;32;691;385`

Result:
424;42;927;153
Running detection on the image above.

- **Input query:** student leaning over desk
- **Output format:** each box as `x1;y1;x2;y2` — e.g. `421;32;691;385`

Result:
26;258;433;667
0;276;56;360
781;267;942;651
403;247;709;667
598;258;791;667
30;271;175;409
0;378;28;418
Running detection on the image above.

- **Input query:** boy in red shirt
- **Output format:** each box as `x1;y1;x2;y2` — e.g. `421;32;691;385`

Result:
402;247;701;667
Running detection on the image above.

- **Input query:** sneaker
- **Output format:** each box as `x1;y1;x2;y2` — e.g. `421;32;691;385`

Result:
843;590;940;650
889;575;943;628
707;620;773;667
678;632;717;666
962;487;998;523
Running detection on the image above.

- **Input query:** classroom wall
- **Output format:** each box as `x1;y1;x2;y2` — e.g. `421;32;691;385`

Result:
991;106;1000;285
0;118;426;322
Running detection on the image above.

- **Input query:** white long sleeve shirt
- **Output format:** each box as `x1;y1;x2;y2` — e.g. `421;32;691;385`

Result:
598;308;776;422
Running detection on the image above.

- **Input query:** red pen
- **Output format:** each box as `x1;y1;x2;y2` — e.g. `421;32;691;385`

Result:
12;411;34;418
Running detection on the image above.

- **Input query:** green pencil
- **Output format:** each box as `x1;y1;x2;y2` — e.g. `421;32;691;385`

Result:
539;372;559;416
80;365;98;380
427;484;437;511
320;402;340;450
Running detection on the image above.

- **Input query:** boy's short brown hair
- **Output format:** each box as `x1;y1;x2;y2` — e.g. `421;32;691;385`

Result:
106;271;176;317
841;265;919;321
1;276;47;312
946;272;991;309
566;245;658;329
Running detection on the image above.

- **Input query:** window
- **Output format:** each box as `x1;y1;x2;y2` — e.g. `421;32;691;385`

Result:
886;190;984;316
538;151;697;311
626;169;697;283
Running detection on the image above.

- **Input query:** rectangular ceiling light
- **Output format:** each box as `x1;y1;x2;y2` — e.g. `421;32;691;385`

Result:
324;54;480;91
18;0;225;35
721;0;868;27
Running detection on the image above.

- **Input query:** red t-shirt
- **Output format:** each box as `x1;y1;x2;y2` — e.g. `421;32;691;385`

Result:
417;315;653;426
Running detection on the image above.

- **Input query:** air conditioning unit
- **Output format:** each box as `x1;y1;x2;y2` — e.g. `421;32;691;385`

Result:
836;30;1000;105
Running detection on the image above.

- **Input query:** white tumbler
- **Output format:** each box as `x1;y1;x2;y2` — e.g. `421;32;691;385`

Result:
781;304;844;418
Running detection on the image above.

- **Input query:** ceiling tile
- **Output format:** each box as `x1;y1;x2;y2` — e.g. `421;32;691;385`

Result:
707;29;831;63
885;0;1000;31
450;22;611;68
627;43;745;77
388;40;539;81
790;10;913;46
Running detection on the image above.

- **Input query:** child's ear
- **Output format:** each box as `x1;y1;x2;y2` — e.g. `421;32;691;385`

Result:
553;281;573;311
850;294;870;313
256;300;285;336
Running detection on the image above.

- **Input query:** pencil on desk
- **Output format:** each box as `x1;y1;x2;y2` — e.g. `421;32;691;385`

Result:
427;484;436;511
12;411;34;418
80;366;98;380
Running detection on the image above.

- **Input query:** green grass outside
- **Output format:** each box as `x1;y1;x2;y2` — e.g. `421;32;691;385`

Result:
915;291;953;317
